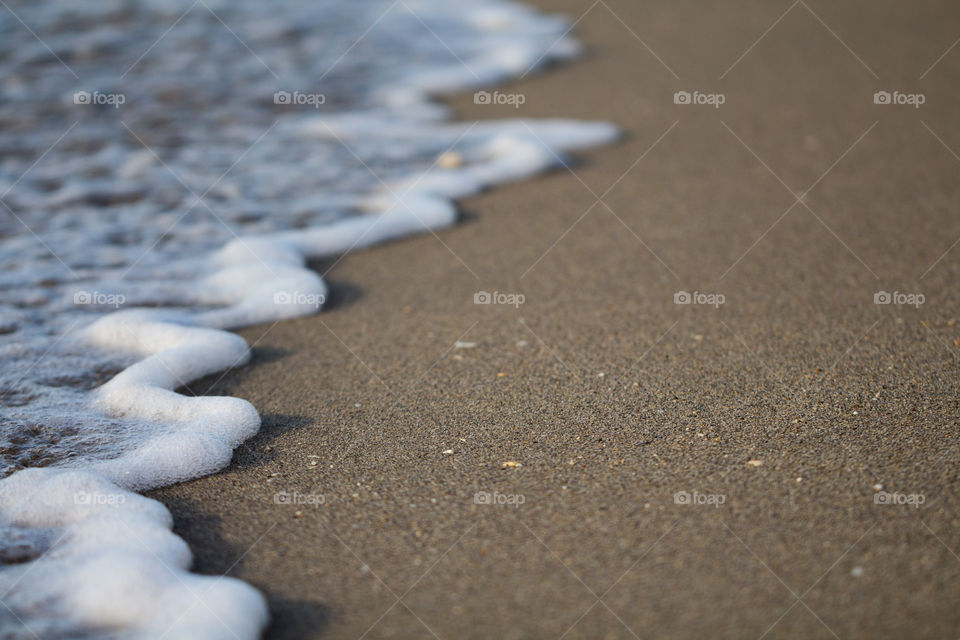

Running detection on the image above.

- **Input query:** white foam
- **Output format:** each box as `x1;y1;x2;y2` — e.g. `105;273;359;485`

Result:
0;0;618;637
0;468;267;639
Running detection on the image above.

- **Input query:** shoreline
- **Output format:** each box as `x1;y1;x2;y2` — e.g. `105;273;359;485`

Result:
153;1;960;638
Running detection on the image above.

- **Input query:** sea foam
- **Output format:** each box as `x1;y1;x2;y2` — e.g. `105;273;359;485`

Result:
0;0;616;637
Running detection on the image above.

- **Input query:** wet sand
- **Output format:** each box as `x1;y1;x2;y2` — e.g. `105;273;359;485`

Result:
151;1;960;637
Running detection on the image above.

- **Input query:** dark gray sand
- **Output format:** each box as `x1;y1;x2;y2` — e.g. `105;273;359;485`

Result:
151;1;960;637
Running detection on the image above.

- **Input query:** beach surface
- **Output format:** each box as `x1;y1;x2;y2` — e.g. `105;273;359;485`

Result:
151;1;960;637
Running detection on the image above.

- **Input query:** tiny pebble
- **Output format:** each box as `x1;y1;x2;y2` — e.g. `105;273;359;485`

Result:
454;340;476;349
873;483;884;491
442;449;454;455
851;566;865;577
501;460;522;469
747;460;763;467
436;151;463;168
